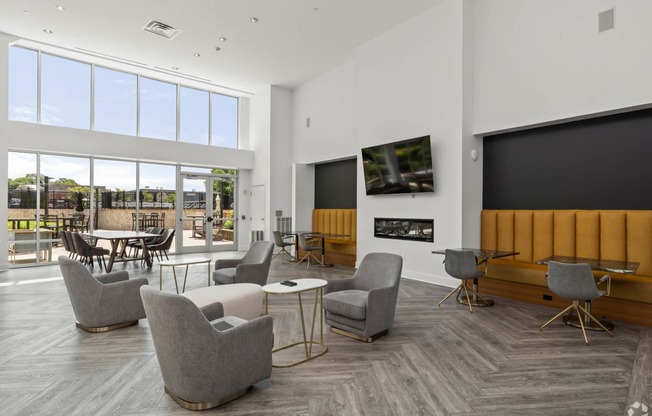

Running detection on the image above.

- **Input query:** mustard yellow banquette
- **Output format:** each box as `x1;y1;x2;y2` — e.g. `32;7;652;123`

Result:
310;209;357;267
481;209;652;326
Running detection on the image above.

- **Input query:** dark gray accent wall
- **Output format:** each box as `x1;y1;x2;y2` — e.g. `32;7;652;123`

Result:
315;158;357;209
483;108;652;210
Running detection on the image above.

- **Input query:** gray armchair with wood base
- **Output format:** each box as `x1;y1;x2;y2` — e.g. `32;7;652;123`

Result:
58;256;148;332
213;241;274;286
323;252;403;342
140;286;273;411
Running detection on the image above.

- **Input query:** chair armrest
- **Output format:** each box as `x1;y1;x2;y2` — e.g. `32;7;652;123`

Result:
200;302;224;321
96;271;130;284
325;277;355;294
215;258;242;270
215;315;274;346
597;274;611;296
366;285;399;335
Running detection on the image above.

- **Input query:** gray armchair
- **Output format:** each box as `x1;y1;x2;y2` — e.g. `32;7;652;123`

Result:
140;286;273;410
213;241;274;286
57;256;148;332
323;252;403;342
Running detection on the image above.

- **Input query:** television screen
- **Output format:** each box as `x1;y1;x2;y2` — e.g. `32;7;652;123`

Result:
361;135;434;195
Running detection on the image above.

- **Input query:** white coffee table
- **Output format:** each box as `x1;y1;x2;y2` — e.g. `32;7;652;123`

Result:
159;257;212;293
262;278;328;367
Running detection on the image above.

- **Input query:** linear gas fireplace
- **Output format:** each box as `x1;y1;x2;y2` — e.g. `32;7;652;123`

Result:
374;218;433;243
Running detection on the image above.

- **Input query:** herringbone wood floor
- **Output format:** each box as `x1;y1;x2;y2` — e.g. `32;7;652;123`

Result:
0;252;650;415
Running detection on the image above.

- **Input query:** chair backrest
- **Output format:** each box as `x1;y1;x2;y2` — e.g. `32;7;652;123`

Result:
140;286;223;384
444;249;480;280
353;252;403;291
159;229;175;250
297;233;317;251
272;231;285;247
60;230;72;252
242;241;274;265
58;256;102;317
547;261;601;301
70;232;90;256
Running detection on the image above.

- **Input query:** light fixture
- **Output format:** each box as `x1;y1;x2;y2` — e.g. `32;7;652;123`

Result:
43;29;53;34
193;53;200;57
172;66;179;70
249;17;259;23
313;7;319;12
23;10;30;15
55;5;65;12
219;37;227;42
214;47;221;52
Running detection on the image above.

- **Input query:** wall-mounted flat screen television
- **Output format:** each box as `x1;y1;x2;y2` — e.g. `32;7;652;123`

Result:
361;135;434;195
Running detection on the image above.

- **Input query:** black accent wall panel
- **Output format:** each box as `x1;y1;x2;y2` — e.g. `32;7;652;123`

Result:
315;158;357;209
483;108;652;210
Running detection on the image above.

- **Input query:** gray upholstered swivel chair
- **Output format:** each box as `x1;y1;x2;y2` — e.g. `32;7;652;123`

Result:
294;233;323;269
438;249;488;312
213;241;274;285
272;230;295;261
323;252;403;342
540;261;612;345
140;286;273;410
58;256;148;332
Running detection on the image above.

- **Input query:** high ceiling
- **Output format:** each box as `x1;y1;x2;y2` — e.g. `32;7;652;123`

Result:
0;0;442;94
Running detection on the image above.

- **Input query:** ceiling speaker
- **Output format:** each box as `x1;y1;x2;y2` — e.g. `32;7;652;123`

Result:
599;8;615;33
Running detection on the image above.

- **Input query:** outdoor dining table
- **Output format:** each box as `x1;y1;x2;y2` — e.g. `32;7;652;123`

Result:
80;230;161;272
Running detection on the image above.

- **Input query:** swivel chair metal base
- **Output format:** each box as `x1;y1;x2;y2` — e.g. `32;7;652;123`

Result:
539;300;613;345
165;385;252;411
75;320;138;333
330;326;388;343
438;282;492;313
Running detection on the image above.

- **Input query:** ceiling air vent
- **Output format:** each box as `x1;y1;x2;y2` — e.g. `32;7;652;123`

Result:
142;20;182;40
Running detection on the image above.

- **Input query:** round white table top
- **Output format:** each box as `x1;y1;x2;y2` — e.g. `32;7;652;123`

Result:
262;278;327;294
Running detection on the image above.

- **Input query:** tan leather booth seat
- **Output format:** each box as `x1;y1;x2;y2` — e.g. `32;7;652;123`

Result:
481;210;652;326
311;209;357;266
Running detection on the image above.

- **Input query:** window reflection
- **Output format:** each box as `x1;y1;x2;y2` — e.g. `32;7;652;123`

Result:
94;67;137;135
139;77;176;140
211;93;238;148
41;53;91;129
180;86;209;145
8;46;37;123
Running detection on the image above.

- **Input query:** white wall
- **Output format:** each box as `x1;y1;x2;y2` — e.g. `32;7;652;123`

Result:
291;163;315;232
270;86;294;230
0;34;15;271
473;0;652;134
292;1;466;286
248;86;272;239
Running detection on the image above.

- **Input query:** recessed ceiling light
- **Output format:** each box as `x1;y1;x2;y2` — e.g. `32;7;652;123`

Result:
55;5;65;12
313;7;319;12
172;67;179;70
193;53;201;57
43;29;53;34
249;17;259;23
214;47;221;52
219;37;227;42
23;10;30;15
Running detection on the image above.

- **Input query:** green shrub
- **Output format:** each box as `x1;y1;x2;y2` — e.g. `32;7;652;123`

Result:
223;220;233;230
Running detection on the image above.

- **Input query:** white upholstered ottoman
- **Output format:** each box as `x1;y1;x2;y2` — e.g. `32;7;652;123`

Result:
182;283;263;320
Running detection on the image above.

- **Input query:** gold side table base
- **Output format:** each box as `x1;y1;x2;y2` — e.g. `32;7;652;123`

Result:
272;341;328;368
